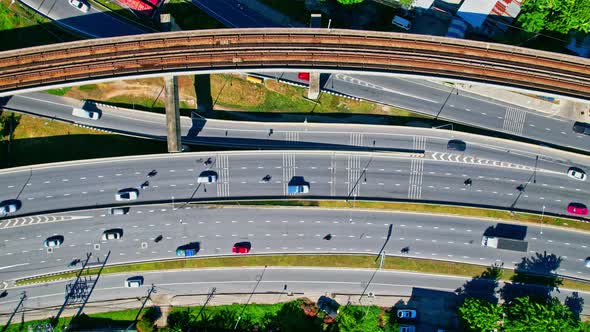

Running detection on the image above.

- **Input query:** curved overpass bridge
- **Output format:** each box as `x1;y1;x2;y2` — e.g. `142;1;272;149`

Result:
1;28;590;100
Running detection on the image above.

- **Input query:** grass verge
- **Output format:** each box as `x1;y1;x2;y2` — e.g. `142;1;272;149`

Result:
222;200;590;233
15;254;590;292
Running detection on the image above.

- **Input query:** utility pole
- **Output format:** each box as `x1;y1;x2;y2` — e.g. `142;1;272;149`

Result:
234;266;267;330
1;292;26;332
52;253;93;325
72;251;111;319
126;284;156;330
194;287;216;323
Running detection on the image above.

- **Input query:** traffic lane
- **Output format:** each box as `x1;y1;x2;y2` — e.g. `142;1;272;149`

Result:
10;93;587;172
8;93;588;174
5;268;590;317
1;153;587;217
2;206;590;281
190;0;270;28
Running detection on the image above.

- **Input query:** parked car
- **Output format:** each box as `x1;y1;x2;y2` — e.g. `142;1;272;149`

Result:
447;139;466;151
116;188;138;201
68;0;90;13
397;309;417;320
125;276;143;288
197;171;218;184
44;235;64;247
232;242;251;254
0;200;19;215
102;229;123;240
567;202;588;216
567;167;586;181
391;15;412;30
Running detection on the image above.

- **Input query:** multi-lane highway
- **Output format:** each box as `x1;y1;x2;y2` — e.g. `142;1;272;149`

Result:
1;206;589;282
0;148;588;219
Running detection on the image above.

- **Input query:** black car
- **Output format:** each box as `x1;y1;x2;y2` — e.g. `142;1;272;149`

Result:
573;122;590;135
447;139;466;151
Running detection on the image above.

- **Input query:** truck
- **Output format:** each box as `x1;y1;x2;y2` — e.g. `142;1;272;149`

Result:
288;184;309;195
481;235;528;252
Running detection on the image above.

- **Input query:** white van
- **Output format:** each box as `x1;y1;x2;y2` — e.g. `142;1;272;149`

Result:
72;107;100;120
392;15;411;31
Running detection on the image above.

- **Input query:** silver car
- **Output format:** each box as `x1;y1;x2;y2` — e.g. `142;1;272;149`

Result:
68;0;89;12
44;235;64;247
116;189;138;201
102;229;123;241
0;202;18;215
125;276;143;288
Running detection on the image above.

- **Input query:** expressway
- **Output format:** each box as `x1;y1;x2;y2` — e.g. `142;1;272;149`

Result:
1;267;589;327
0;206;589;282
267;72;590;153
0;29;589;100
0;147;588;221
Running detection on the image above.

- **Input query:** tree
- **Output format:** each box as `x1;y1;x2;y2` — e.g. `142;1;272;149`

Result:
458;298;503;332
504;296;579;332
336;0;365;4
518;0;590;34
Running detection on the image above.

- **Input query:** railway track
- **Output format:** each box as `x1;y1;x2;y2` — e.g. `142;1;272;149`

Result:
0;28;589;99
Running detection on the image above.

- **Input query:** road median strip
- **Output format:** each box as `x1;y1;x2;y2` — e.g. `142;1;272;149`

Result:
15;254;590;292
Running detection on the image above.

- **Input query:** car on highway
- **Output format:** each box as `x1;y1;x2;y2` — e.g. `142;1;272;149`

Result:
396;309;417;320
567;202;588;215
573;122;590;135
197;171;218;184
102;229;123;240
399;325;415;332
176;243;200;257
110;207;129;215
0;200;20;215
125;276;143;288
116;188;139;201
567;167;586;181
447;139;466;151
298;72;310;81
232;242;251;254
68;0;89;12
585;257;590;268
44;235;64;247
72;107;99;120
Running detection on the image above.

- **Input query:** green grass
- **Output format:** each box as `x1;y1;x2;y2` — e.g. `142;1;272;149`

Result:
0;111;166;168
0;0;81;51
45;87;72;96
78;84;99;92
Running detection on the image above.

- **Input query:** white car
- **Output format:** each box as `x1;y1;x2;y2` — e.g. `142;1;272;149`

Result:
68;0;89;12
125;277;143;288
397;309;417;320
567;167;586;181
102;229;123;240
0;202;18;215
197;174;218;183
72;107;99;120
585;257;590;268
116;189;138;201
44;236;64;247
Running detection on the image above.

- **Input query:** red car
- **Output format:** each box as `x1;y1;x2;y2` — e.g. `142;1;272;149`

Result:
232;242;251;254
567;203;588;215
298;72;310;81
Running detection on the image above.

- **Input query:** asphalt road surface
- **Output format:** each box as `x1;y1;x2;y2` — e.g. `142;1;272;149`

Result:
1;267;589;329
0;149;588;219
264;72;590;153
4;92;589;176
0;206;589;282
